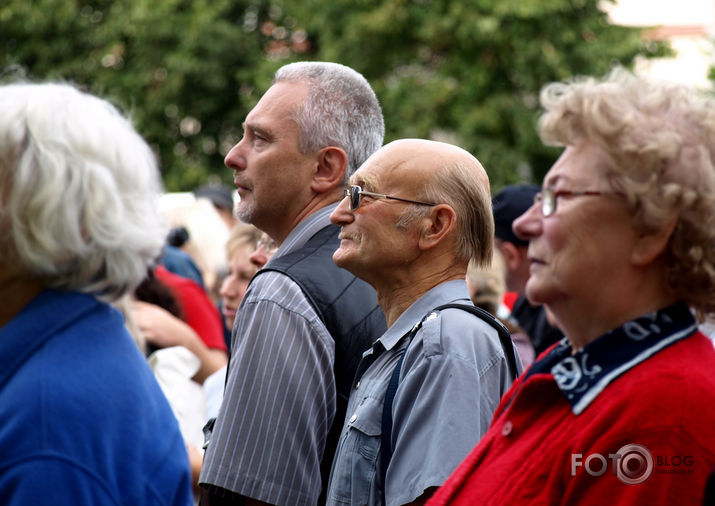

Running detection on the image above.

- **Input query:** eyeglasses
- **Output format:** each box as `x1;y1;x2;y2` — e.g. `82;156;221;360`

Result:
343;185;437;211
534;188;610;217
256;235;277;253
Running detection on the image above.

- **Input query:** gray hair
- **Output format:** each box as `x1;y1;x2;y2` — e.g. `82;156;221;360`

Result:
0;82;166;301
396;160;494;266
274;62;385;179
539;67;715;317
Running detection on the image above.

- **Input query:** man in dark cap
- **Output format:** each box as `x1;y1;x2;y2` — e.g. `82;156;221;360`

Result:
194;183;238;230
492;184;562;356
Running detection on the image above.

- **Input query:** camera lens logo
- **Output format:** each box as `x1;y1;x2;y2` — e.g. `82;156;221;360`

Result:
615;444;654;484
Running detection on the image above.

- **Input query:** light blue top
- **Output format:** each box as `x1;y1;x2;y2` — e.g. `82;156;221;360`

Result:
326;280;519;506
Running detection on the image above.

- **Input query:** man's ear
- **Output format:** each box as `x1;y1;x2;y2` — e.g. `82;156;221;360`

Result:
497;240;525;271
311;146;348;193
418;204;457;251
631;218;678;267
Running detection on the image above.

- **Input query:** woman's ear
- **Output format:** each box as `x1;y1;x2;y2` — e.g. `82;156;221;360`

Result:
418;204;457;251
311;146;349;193
631;218;678;267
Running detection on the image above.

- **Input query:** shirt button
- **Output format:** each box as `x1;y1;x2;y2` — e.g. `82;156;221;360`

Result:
355;381;360;390
501;420;513;436
349;413;357;423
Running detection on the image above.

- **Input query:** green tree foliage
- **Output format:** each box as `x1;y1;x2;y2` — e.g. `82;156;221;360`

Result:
1;0;282;189
1;0;671;190
278;0;672;186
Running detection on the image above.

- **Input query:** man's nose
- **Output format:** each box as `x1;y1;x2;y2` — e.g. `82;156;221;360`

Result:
330;195;353;226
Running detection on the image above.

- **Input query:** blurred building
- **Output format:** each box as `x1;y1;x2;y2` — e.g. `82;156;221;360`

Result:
606;0;715;88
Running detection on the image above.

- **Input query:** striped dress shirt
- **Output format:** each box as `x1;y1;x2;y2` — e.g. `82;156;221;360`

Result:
200;204;339;506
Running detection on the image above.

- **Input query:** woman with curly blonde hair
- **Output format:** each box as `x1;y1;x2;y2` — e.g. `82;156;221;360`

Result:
429;68;715;505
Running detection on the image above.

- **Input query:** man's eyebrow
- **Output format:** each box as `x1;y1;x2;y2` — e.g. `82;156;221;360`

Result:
355;174;381;191
242;121;273;140
349;176;374;190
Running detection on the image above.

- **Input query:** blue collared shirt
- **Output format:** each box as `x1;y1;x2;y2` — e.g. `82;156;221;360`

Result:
326;280;520;506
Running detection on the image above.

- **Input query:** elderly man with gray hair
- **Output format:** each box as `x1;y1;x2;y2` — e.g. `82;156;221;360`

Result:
325;139;520;505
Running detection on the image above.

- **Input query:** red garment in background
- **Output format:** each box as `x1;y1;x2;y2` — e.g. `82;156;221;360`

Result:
502;291;518;312
155;264;227;352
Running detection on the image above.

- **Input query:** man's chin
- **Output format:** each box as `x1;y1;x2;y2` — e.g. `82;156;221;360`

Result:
332;248;360;272
332;248;350;268
235;203;255;225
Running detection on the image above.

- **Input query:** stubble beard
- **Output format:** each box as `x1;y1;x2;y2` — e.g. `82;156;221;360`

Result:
234;199;255;225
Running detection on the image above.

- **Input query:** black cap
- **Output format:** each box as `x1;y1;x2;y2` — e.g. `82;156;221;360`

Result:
492;184;540;246
193;184;234;211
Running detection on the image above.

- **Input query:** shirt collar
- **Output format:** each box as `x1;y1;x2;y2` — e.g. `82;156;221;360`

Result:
267;203;339;262
527;302;698;415
375;279;471;352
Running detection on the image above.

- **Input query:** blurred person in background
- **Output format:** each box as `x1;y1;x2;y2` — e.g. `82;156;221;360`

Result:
429;68;715;505
163;224;206;289
161;193;231;299
248;232;278;270
132;263;228;383
203;222;263;424
466;251;535;368
217;223;262;346
0;81;191;504
194;183;239;231
492;184;563;356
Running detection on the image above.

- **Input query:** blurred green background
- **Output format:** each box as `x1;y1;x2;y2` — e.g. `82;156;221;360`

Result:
1;0;679;191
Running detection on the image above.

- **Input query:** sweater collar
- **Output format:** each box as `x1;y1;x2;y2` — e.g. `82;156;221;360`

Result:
0;289;100;390
527;302;698;415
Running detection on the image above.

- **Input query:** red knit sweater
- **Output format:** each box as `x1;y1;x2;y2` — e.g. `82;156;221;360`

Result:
428;331;715;505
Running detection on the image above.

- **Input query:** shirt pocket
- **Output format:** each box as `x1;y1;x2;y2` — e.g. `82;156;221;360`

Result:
328;396;383;505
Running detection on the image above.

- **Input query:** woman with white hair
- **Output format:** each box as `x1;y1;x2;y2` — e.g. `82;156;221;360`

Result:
0;82;192;504
429;69;715;505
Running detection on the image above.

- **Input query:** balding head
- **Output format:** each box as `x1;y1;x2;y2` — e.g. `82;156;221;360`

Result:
374;138;490;191
331;138;494;306
369;139;493;266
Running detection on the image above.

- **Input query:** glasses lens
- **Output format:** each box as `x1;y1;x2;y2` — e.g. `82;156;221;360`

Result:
350;185;361;210
542;189;555;216
257;236;276;252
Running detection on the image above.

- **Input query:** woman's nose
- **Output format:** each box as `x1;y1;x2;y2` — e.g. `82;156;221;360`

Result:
512;202;541;242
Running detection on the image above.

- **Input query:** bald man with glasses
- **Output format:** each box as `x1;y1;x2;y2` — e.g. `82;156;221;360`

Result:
325;139;520;506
